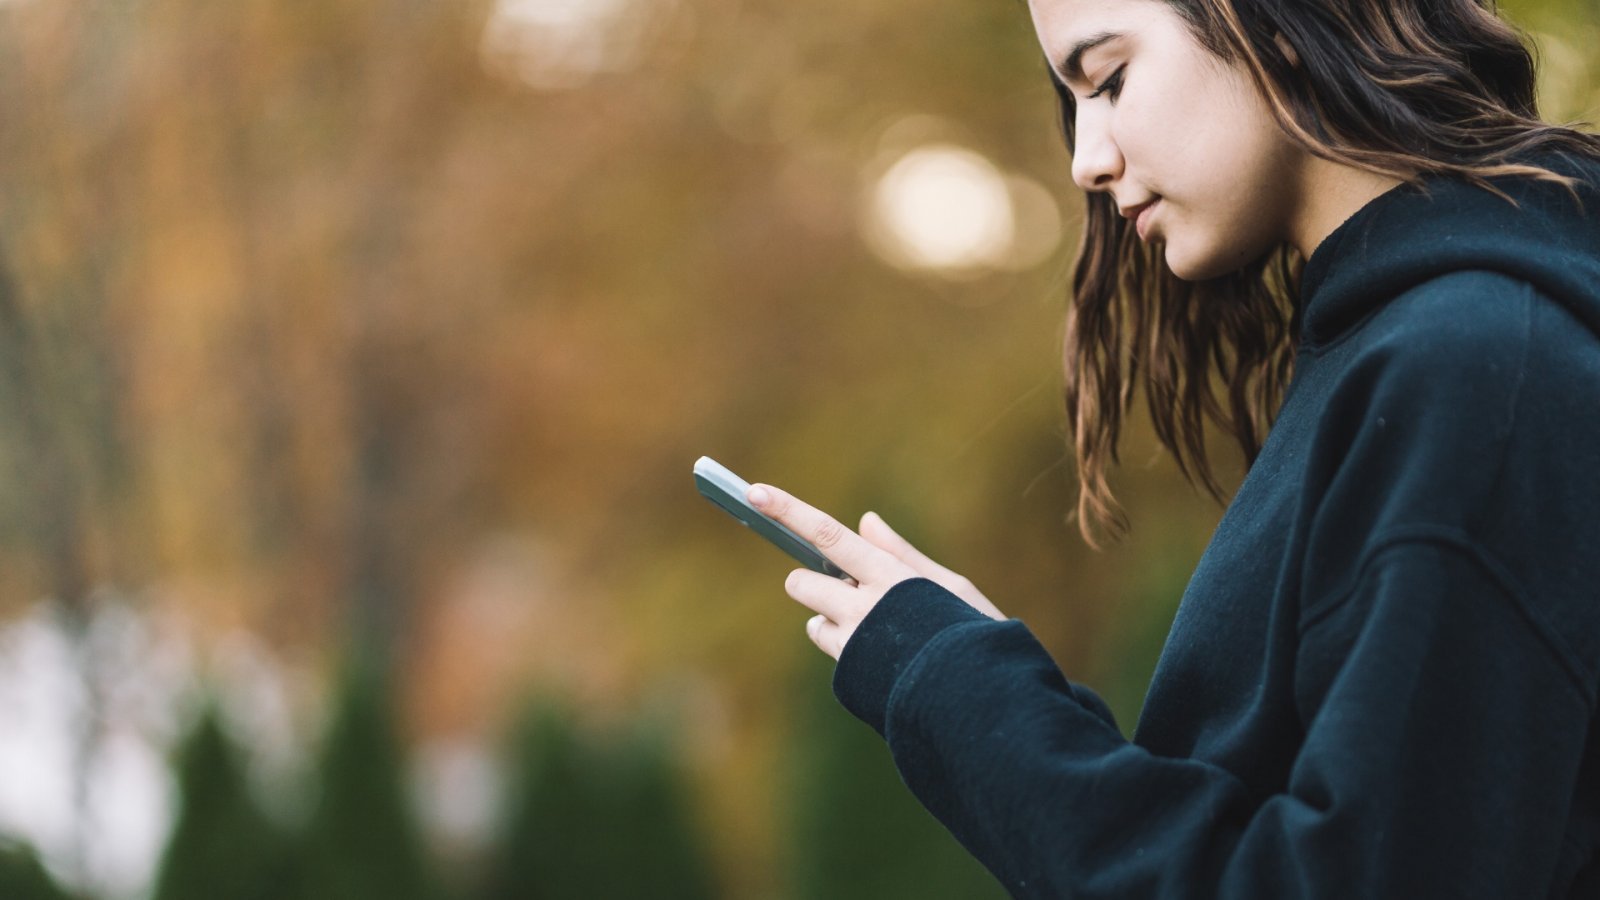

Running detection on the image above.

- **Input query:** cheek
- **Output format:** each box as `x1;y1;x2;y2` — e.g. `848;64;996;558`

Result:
1153;87;1297;277
1160;172;1292;280
1162;193;1293;281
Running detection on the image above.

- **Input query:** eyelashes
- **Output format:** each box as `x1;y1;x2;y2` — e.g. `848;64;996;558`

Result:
1087;64;1127;103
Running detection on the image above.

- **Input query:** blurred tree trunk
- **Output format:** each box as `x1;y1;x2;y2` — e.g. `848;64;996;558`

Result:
0;250;99;887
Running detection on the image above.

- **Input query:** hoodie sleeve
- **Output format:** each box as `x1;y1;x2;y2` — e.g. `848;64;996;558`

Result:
834;555;1590;899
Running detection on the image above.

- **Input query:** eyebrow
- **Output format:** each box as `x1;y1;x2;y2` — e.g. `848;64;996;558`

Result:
1057;31;1123;84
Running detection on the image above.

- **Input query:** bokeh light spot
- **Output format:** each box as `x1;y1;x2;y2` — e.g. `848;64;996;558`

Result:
864;144;1018;274
480;0;664;91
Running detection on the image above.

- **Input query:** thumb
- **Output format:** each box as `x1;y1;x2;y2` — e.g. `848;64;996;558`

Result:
861;511;1004;621
860;511;945;576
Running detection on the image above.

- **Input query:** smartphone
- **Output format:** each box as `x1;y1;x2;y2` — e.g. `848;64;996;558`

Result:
693;456;850;579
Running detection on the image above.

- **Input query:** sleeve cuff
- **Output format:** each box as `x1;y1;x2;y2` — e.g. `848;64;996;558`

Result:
831;577;990;736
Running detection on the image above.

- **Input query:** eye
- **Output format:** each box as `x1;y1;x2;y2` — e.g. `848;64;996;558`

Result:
1087;64;1126;103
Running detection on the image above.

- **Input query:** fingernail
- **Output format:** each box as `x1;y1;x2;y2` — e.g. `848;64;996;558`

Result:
747;485;771;507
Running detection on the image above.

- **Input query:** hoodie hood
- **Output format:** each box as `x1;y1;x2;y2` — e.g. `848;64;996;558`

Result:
1299;151;1600;351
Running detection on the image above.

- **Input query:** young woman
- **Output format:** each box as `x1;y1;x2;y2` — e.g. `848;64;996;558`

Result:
746;0;1600;896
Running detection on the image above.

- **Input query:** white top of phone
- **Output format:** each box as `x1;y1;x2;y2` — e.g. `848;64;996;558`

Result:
694;456;750;495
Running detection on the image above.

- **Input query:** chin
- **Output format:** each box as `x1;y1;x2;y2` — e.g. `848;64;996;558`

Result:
1163;236;1269;283
1162;244;1225;282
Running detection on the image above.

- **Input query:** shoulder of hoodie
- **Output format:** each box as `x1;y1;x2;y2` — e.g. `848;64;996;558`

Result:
1327;268;1600;425
1351;148;1600;364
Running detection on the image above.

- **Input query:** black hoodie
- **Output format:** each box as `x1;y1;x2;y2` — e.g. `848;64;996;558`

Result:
831;153;1600;898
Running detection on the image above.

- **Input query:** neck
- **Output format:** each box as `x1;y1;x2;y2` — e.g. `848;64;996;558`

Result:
1291;156;1405;261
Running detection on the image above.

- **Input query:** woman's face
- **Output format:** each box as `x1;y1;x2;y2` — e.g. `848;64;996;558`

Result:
1029;0;1305;280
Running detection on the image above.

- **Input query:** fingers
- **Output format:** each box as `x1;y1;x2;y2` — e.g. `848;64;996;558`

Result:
747;484;900;585
858;511;1006;620
744;484;922;660
859;509;919;559
806;614;848;660
859;511;958;581
785;567;857;624
789;572;856;660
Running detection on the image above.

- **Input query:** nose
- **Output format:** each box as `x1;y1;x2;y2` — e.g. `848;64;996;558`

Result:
1070;105;1122;193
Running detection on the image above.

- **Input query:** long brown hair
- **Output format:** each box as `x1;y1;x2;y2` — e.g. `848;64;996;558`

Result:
1056;0;1600;546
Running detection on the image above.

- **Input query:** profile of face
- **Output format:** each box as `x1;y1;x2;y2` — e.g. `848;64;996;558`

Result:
1029;0;1307;281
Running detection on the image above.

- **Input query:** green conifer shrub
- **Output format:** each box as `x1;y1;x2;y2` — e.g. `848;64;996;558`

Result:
0;840;73;900
297;655;442;900
478;698;719;900
150;704;299;900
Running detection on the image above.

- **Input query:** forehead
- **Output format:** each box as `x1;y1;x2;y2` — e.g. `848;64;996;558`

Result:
1028;0;1164;47
1027;0;1172;76
1030;0;1158;29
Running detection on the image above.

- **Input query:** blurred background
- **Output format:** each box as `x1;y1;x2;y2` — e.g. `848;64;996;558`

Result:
0;0;1592;897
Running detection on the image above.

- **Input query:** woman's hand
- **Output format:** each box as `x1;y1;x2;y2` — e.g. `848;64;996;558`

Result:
747;483;1005;660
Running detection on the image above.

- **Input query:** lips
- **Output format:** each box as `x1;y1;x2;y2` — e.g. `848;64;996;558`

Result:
1119;198;1160;241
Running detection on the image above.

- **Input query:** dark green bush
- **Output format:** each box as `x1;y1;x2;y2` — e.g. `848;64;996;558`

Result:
150;705;298;900
478;698;719;900
296;656;442;900
0;840;73;900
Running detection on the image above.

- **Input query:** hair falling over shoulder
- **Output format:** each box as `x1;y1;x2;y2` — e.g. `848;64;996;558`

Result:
1058;0;1600;548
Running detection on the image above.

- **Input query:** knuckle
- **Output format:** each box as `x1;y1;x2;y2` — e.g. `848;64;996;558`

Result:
812;517;846;550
